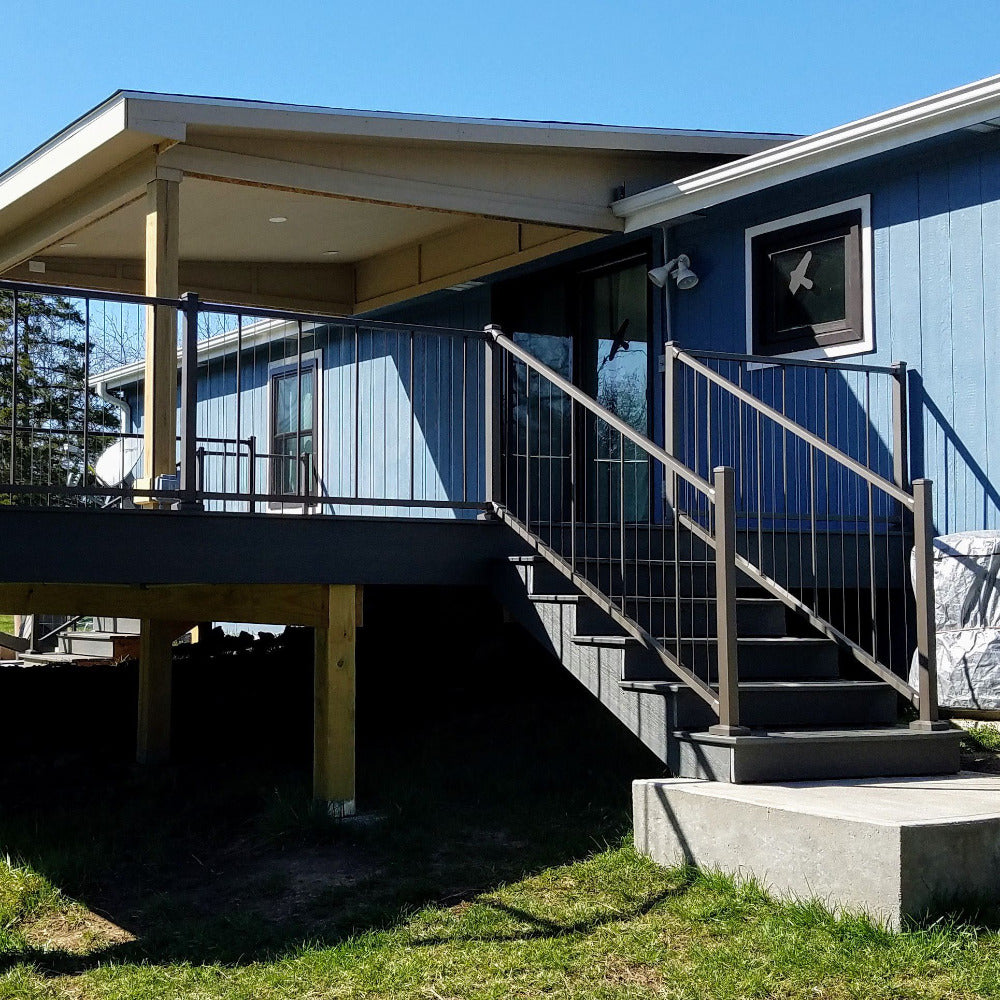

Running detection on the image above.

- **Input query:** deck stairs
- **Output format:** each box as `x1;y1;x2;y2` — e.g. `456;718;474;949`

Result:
19;617;141;666
492;527;961;783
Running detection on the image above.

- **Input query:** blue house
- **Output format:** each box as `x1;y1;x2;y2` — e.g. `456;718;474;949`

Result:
3;76;1000;861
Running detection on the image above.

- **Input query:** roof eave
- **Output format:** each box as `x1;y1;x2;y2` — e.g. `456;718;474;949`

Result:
614;73;1000;231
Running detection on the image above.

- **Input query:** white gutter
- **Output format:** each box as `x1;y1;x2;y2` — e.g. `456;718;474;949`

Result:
614;73;1000;232
96;380;131;432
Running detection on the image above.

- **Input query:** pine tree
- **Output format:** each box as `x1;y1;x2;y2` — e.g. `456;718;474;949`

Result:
0;290;119;504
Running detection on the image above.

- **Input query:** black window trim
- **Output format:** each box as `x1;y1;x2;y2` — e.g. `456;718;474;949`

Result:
744;195;873;361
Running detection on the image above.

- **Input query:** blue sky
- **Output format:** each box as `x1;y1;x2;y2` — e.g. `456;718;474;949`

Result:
1;0;999;168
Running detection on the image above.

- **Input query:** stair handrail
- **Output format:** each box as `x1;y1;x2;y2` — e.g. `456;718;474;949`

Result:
668;343;943;729
487;326;748;732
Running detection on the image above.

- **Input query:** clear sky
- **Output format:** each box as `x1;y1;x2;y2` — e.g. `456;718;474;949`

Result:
2;0;999;169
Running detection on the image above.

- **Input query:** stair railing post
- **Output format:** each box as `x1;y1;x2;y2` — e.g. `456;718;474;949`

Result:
891;361;909;492
709;465;749;736
178;292;203;511
911;478;948;731
483;325;502;514
663;342;677;521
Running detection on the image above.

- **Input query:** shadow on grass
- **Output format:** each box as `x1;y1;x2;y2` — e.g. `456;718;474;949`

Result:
0;587;668;974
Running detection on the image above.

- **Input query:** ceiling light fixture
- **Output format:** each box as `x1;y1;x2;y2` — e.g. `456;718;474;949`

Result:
322;249;340;255
268;216;288;224
59;242;78;249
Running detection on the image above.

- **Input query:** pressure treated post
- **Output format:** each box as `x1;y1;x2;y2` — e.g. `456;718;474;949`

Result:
314;585;357;815
709;466;749;737
911;479;949;731
136;618;177;764
139;175;180;506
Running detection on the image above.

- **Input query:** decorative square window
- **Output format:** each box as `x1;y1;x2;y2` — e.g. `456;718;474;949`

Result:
745;196;872;360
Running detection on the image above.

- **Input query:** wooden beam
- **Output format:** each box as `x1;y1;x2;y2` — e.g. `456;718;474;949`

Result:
0;152;156;273
137;177;181;505
313;585;356;815
0;583;330;627
158;145;621;232
136;618;183;765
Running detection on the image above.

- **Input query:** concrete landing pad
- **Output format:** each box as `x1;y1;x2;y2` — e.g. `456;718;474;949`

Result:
634;772;1000;928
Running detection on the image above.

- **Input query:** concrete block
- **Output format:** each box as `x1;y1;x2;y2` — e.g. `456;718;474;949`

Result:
634;773;1000;928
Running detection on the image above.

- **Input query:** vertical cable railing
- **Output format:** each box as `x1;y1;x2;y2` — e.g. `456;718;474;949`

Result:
488;326;742;727
669;344;940;723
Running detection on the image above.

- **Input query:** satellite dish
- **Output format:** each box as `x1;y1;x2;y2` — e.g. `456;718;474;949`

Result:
95;438;144;487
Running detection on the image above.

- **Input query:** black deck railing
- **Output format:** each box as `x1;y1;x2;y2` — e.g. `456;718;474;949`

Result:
0;278;944;727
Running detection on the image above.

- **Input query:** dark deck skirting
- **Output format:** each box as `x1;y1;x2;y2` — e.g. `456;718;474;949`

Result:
1;509;527;586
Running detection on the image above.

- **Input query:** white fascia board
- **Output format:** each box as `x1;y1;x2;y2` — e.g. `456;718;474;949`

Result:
0;98;129;211
120;91;798;155
93;315;297;390
614;73;1000;231
0;94;186;218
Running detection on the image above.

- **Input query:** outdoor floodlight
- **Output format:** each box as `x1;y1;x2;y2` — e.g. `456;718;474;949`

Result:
648;254;698;290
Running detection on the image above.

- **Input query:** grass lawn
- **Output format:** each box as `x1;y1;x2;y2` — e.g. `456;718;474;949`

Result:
0;616;13;635
0;620;997;998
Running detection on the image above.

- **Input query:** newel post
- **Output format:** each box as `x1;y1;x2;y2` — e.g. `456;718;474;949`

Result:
178;292;203;510
483;324;502;512
663;341;678;518
890;361;909;492
709;466;749;736
911;478;948;731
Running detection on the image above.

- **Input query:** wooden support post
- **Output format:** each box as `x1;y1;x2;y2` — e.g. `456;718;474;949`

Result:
138;176;180;506
136;618;178;764
314;585;356;815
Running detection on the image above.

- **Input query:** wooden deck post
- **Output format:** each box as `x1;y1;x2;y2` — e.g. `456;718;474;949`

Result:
138;175;180;506
314;585;356;815
136;618;178;764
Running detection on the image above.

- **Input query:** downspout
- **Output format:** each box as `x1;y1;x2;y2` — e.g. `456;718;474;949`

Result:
96;380;131;433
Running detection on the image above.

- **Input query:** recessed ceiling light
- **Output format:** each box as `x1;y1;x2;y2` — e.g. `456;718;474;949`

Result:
59;242;78;248
268;216;288;224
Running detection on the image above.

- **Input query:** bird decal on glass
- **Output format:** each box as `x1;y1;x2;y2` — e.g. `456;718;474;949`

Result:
788;250;814;296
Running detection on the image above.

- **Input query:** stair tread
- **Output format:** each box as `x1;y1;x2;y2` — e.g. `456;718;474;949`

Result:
678;726;958;744
576;634;831;647
623;679;890;693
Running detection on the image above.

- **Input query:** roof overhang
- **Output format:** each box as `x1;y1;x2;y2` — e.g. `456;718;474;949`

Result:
614;73;1000;231
0;91;797;314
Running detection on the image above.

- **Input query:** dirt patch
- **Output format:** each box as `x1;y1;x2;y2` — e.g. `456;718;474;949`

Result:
22;906;136;955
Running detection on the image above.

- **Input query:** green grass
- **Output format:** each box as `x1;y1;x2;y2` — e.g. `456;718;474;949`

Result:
963;723;1000;754
0;625;997;998
0;616;13;636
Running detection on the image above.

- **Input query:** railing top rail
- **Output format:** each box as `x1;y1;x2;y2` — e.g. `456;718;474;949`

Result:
683;346;899;376
672;345;914;509
0;279;487;341
0;278;175;310
197;299;489;339
489;327;716;502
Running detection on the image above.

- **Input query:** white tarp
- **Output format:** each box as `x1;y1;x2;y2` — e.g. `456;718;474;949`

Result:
909;531;1000;710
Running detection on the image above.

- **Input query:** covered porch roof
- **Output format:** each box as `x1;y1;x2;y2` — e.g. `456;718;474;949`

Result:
0;91;795;314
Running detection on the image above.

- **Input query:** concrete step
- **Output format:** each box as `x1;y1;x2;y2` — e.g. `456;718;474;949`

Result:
56;631;140;660
622;679;897;729
669;726;961;782
575;634;840;681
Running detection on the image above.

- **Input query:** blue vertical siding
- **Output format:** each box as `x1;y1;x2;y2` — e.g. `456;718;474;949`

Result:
668;130;1000;534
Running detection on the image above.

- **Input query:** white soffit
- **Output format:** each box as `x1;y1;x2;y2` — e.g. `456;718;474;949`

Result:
614;73;1000;231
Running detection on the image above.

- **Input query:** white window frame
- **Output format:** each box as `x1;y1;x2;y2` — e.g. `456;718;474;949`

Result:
744;194;873;361
266;348;324;513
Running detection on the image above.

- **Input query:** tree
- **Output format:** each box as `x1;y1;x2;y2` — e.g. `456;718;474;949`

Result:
0;290;119;505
